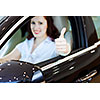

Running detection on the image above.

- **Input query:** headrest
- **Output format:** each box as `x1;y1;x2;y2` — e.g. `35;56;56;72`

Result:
52;16;70;32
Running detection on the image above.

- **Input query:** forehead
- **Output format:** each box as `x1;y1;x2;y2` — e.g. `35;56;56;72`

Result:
31;16;46;22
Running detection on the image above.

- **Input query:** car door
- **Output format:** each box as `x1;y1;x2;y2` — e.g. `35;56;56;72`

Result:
0;16;74;83
39;16;100;83
0;16;100;83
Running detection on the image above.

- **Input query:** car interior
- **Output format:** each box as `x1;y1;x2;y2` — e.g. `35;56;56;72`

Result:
0;16;73;64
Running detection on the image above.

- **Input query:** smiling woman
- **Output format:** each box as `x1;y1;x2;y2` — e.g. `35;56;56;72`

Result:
0;16;100;83
0;16;72;64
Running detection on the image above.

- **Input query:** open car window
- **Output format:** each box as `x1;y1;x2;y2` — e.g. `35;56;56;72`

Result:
0;16;73;64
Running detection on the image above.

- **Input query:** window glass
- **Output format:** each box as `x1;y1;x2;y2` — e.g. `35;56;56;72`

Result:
92;16;100;39
0;16;4;20
0;16;7;23
0;16;73;64
0;29;27;57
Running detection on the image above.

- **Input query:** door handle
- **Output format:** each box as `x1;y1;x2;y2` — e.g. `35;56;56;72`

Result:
76;70;97;83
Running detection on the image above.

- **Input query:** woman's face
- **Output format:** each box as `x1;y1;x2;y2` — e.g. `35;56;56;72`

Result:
30;16;48;38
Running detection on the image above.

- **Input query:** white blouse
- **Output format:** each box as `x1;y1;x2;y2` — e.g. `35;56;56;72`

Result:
16;37;57;64
16;32;72;64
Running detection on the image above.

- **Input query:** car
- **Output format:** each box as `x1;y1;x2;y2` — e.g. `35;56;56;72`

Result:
0;16;100;83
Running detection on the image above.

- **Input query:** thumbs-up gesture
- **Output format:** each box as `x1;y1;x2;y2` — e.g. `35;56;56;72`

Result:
55;27;70;56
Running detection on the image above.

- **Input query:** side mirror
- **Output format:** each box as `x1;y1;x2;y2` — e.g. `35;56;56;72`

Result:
0;60;44;83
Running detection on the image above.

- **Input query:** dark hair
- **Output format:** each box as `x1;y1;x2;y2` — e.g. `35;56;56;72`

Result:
26;16;60;40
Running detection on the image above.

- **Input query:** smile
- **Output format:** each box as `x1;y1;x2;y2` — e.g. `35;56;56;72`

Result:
35;32;39;34
34;30;41;34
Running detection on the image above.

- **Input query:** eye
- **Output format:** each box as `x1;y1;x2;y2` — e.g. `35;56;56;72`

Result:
32;22;35;25
39;22;43;25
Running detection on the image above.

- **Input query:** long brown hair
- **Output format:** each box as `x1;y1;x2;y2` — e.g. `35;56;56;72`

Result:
27;16;60;40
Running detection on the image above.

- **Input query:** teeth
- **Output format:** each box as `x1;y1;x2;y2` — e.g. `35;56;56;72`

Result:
34;30;40;33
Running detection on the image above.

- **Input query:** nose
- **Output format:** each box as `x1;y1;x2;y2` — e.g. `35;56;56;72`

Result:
34;24;40;30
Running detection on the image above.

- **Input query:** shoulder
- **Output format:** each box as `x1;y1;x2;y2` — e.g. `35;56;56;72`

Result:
18;38;34;46
44;37;56;47
45;37;55;44
16;38;32;51
46;37;56;51
19;38;29;45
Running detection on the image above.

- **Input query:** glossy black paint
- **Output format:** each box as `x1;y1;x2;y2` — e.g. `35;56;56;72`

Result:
0;16;31;49
57;46;100;83
82;16;98;46
40;16;100;83
0;16;100;83
0;16;22;39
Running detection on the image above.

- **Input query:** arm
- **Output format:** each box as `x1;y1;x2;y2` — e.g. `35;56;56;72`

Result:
0;48;21;64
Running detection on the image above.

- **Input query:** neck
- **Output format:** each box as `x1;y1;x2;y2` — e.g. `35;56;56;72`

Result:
34;34;47;45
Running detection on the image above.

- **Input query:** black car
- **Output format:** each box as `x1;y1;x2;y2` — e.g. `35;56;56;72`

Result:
0;16;100;83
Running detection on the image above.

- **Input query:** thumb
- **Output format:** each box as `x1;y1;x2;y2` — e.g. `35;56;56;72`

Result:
59;27;67;38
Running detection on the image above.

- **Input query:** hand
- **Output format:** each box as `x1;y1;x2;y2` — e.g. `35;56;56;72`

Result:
0;58;4;64
0;58;7;64
55;27;70;55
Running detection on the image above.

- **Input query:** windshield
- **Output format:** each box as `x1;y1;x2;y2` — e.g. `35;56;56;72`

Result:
0;16;7;24
0;16;4;20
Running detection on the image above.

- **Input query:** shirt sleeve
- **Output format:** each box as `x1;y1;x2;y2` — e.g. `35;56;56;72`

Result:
15;39;27;54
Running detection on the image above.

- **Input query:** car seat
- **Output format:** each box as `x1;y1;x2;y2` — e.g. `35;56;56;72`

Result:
52;16;73;52
0;29;27;57
0;16;73;57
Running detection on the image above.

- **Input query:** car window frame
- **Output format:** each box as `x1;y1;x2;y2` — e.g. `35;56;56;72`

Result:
0;16;100;82
0;16;30;49
0;16;8;24
0;16;91;65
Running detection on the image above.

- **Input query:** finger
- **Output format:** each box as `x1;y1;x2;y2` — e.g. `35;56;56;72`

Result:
59;27;67;38
55;38;66;42
57;49;67;53
56;47;67;50
56;43;67;47
55;41;67;45
55;39;67;45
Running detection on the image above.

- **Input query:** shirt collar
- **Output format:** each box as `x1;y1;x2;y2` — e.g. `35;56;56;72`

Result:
44;36;53;43
31;36;53;43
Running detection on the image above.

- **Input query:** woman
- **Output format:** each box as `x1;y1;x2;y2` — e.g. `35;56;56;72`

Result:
0;16;71;64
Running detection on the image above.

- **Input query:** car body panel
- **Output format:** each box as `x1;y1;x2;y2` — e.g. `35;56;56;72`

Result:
0;16;100;83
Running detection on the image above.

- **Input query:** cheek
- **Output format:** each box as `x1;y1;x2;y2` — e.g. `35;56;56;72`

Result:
31;25;36;33
30;24;33;31
30;25;35;34
31;25;34;29
43;25;47;32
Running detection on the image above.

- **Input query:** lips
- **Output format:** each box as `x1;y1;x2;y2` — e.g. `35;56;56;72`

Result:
35;32;39;34
34;30;40;34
